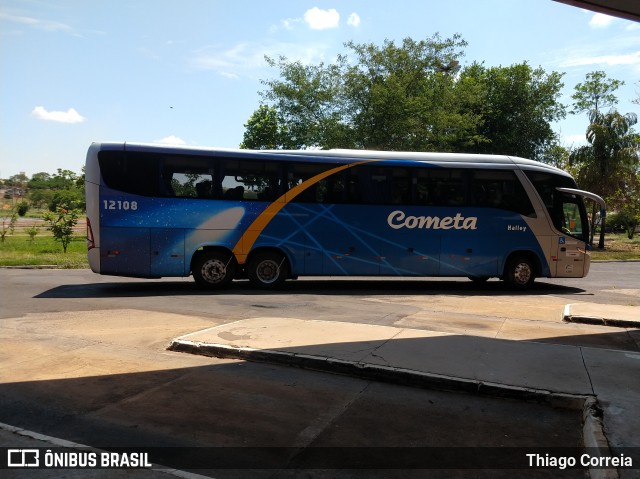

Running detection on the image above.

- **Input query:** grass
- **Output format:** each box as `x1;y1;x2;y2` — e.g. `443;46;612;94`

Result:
590;233;640;261
0;229;638;269
0;235;88;268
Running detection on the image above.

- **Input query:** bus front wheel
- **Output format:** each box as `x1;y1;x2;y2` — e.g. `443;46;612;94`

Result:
248;252;288;289
192;251;236;289
504;255;535;289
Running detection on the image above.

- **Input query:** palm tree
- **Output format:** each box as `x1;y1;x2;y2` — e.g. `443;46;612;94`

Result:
570;109;639;249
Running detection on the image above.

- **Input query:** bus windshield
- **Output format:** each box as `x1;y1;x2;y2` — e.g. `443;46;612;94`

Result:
523;170;589;243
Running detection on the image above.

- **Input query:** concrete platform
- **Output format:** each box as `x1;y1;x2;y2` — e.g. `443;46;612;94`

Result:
170;316;640;477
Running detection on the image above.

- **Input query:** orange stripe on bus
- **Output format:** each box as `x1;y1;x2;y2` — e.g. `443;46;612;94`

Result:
232;160;376;264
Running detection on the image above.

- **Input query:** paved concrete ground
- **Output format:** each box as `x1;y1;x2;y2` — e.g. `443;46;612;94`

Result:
167;301;640;478
0;309;596;478
169;314;640;447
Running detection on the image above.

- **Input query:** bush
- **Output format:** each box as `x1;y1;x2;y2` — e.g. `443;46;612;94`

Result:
16;200;30;217
43;205;79;253
0;205;17;242
608;209;640;239
48;189;85;212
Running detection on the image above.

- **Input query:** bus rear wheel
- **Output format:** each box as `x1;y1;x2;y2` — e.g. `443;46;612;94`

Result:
248;252;288;289
192;251;236;289
504;255;535;289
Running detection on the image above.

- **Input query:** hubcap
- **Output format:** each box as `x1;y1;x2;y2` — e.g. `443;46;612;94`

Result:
514;262;532;285
256;259;280;284
202;259;226;283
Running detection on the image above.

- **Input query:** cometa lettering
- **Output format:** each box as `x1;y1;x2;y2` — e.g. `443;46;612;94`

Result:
388;210;478;230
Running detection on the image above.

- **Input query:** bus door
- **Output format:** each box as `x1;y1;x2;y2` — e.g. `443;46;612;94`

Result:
554;193;589;278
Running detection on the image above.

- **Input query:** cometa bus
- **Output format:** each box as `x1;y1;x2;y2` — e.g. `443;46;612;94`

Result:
85;143;605;289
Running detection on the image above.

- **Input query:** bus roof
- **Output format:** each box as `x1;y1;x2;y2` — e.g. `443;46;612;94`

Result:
90;142;571;177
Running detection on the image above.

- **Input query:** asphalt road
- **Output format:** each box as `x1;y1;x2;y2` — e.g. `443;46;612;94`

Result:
0;263;638;478
1;262;638;321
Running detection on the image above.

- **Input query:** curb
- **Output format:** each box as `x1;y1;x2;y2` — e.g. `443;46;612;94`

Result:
168;338;616;478
581;399;619;479
563;304;640;328
167;339;589;409
1;265;60;270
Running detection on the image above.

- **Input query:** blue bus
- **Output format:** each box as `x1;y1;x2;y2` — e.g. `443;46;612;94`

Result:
85;142;605;289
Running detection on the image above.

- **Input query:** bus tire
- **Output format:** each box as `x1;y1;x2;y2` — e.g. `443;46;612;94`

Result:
192;251;236;289
248;251;288;289
504;255;535;289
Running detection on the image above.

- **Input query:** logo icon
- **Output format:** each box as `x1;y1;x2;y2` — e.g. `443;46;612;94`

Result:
8;449;39;467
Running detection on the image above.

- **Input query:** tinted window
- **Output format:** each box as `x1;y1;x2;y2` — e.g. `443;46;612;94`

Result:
220;158;282;201
415;169;465;206
287;162;335;202
163;156;215;198
98;151;160;196
469;170;535;216
348;167;412;205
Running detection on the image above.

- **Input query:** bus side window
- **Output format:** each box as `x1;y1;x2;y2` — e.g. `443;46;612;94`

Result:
470;170;535;216
413;169;465;206
287;163;336;203
219;158;282;201
162;173;175;197
160;155;214;199
98;151;161;196
392;168;411;205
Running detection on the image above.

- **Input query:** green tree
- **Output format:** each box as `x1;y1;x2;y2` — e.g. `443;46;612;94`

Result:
27;169;85;211
538;143;572;170
43;205;79;253
8;173;28;188
260;53;351;149
27;172;52;189
608;209;640;240
571;71;624;115
460;62;566;161
249;35;565;161
570;110;639;248
0;205;17;242
341;35;477;151
240;105;287;149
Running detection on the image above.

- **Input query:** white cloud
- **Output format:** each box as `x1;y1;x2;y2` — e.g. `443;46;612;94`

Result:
155;135;186;145
31;106;86;124
589;13;614;29
270;18;301;33
0;11;73;33
190;40;329;76
303;7;339;30
347;12;361;27
560;51;640;68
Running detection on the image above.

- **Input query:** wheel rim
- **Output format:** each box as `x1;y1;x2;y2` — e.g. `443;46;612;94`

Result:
513;262;532;285
201;258;227;284
256;259;280;284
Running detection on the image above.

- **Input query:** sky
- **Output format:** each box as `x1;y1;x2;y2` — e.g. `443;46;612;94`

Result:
1;0;638;179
